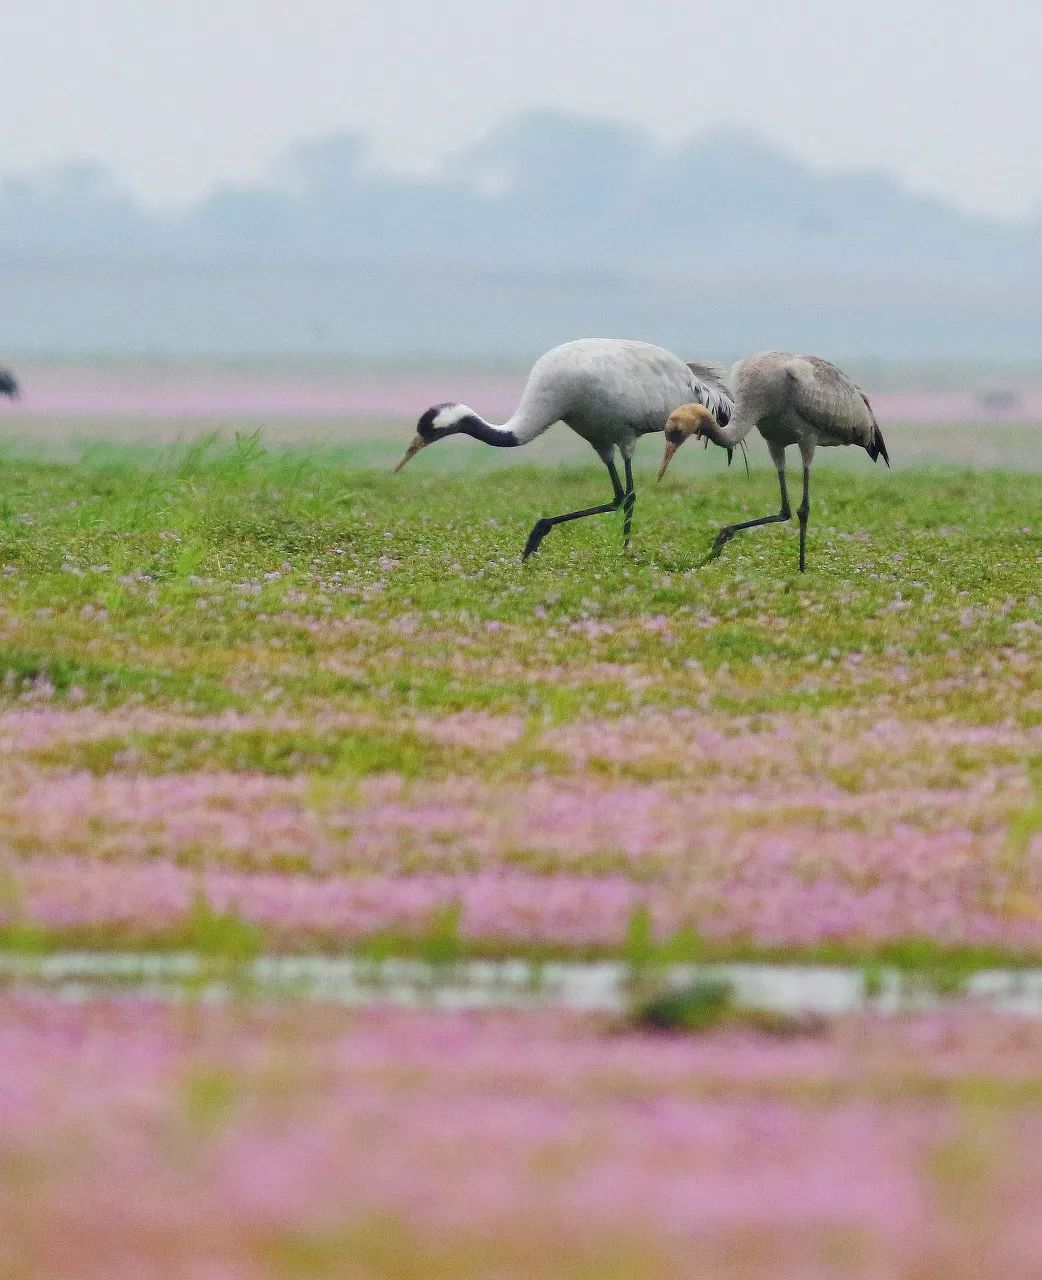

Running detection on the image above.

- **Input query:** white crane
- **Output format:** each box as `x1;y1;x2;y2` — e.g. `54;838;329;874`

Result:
0;370;18;398
394;338;734;559
658;352;889;571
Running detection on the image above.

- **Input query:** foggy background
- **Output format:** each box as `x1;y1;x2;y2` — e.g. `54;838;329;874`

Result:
3;0;1042;365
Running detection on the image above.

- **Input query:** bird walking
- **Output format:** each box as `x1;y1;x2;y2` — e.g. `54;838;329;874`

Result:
394;338;733;559
0;369;18;399
658;352;889;571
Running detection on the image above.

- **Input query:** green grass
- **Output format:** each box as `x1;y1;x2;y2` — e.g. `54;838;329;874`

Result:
0;434;1037;725
0;432;1038;966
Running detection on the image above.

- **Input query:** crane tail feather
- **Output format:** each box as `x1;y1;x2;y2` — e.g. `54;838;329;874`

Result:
859;391;890;468
865;423;890;468
870;426;891;468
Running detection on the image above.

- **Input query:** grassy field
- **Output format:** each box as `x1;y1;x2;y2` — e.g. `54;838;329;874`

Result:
0;425;1038;965
2;423;1042;1278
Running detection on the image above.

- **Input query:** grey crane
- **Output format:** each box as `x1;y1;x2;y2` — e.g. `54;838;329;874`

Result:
394;338;733;559
0;370;18;399
658;352;889;571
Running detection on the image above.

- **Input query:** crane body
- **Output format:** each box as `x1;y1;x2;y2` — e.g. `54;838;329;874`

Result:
660;352;889;571
395;338;733;559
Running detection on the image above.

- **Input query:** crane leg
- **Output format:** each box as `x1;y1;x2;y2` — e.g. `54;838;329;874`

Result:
701;468;792;565
797;465;810;572
522;457;626;561
622;458;636;547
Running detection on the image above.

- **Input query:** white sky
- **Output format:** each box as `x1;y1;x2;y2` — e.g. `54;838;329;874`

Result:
4;0;1040;218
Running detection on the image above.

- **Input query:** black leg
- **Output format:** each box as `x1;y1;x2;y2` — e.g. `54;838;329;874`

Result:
797;465;810;572
522;457;626;560
622;457;636;547
701;469;792;565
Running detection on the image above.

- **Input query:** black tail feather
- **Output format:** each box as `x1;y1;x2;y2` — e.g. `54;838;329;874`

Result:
0;369;18;399
868;425;890;468
860;391;890;468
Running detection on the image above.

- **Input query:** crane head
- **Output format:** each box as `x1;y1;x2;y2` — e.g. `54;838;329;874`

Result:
393;403;471;473
657;403;717;480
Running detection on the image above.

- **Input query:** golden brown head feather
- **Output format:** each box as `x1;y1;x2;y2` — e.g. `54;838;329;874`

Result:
657;403;718;480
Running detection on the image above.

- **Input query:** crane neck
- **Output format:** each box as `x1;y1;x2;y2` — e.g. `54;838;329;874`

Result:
702;412;754;450
454;412;521;448
426;400;558;449
419;403;522;448
494;389;562;446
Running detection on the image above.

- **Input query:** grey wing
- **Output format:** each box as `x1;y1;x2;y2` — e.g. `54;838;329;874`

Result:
686;362;734;425
571;341;701;427
793;357;877;448
580;343;683;422
525;339;734;434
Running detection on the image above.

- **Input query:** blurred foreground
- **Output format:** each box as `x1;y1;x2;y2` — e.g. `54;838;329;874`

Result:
2;997;1042;1279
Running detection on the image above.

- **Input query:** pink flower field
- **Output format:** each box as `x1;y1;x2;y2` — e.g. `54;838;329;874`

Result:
0;703;1040;956
6;360;1042;472
2;996;1042;1279
0;408;1040;1276
8;359;1042;426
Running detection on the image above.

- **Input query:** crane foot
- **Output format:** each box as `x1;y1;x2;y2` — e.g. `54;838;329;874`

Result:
522;519;551;561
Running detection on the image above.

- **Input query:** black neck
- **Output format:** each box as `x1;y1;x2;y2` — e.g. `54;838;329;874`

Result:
454;414;519;448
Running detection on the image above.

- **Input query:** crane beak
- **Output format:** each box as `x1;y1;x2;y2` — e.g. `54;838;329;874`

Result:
657;439;681;482
393;434;427;473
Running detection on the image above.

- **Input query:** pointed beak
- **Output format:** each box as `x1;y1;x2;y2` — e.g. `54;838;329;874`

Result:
393;434;427;474
657;439;680;482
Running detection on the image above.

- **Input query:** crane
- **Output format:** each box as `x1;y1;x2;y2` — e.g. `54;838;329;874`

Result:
658;352;889;571
394;338;733;559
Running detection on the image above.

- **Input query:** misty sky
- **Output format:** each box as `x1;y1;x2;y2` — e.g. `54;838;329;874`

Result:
5;0;1041;219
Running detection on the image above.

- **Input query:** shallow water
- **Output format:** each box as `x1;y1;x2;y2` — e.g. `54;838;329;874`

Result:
3;951;1042;1015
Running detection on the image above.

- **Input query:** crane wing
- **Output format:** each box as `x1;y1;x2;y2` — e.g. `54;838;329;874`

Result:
793;357;886;461
686;362;734;425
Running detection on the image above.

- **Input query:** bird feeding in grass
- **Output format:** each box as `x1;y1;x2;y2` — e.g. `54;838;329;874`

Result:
394;338;734;560
0;369;18;398
658;352;890;572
